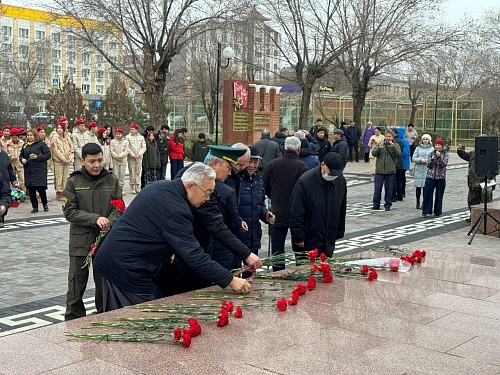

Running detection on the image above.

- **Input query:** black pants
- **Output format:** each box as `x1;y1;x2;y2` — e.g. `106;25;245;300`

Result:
392;169;406;200
348;142;359;161
27;186;47;208
270;226;290;271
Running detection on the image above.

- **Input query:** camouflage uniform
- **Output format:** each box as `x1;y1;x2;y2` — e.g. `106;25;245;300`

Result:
457;149;496;211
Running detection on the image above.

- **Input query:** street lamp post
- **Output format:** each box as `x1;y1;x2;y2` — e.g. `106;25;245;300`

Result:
433;68;451;133
214;42;234;145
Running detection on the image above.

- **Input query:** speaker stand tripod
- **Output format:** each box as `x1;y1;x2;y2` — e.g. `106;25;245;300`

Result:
467;175;500;245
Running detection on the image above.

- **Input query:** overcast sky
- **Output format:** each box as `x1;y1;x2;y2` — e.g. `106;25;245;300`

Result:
3;0;500;24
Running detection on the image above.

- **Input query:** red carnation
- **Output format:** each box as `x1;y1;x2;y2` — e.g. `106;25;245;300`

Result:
322;273;333;283
310;265;318;273
288;290;299;305
295;284;307;295
110;199;126;213
307;276;316;290
220;307;229;316
276;297;288;311
368;268;378;281
360;265;369;275
233;306;243;318
181;331;192;347
319;263;331;275
217;314;229;327
320;253;327;262
308;248;318;263
188;318;198;327
173;328;182;341
226;301;234;312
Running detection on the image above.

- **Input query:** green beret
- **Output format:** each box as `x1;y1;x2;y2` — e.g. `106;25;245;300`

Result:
208;145;247;165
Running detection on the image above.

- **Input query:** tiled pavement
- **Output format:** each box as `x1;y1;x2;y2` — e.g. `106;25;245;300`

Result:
1;154;498;338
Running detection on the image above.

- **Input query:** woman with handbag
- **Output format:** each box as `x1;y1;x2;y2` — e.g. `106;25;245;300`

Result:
411;134;434;209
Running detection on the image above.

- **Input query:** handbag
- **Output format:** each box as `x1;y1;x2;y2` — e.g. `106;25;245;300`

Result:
409;166;415;177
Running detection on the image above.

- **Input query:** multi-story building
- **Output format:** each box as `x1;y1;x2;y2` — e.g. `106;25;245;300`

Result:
0;4;121;112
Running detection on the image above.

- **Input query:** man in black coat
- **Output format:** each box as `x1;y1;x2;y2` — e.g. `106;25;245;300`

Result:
330;129;348;169
345;120;361;162
391;127;405;202
93;163;252;312
315;127;331;162
263;136;308;271
253;128;281;170
271;127;288;154
0;171;11;228
289;152;346;257
157;124;169;180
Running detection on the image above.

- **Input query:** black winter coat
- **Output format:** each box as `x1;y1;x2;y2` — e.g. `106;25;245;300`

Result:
330;137;348;166
263;151;308;228
270;132;287;154
393;137;404;169
19;140;51;187
0;150;16;185
316;137;331;162
0;172;11;209
236;170;268;254
157;134;169;165
211;182;243;270
253;137;281;169
345;125;361;145
93;179;233;295
289;167;347;256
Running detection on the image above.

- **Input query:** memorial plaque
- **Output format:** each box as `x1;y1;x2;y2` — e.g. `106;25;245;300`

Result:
233;112;249;131
250;113;271;132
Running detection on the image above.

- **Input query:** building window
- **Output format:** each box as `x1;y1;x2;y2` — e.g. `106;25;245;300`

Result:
95;39;103;49
96;55;104;64
52;65;62;76
82;52;90;65
19;45;29;57
81;84;90;94
96;70;104;79
67;67;76;77
2;26;12;37
68;51;76;64
35;30;46;40
67;35;76;48
52;33;60;43
52;49;61;60
1;43;12;54
109;42;117;51
82;69;90;81
96;85;104;94
19;28;29;39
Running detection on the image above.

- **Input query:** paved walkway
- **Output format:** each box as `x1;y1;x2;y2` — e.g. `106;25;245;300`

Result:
1;153;498;338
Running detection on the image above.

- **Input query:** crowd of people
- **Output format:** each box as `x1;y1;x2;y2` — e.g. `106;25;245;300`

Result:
1;116;495;319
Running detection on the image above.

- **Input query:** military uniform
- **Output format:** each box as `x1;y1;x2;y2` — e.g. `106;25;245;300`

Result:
110;135;130;191
126;132;146;193
51;131;74;197
62;168;121;320
5;137;24;190
457;149;496;211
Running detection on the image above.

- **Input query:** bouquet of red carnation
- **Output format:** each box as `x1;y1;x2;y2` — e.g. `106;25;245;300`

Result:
82;198;125;269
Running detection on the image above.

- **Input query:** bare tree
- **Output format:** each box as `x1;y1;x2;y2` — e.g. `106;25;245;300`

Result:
259;0;345;129
332;0;463;127
48;0;237;130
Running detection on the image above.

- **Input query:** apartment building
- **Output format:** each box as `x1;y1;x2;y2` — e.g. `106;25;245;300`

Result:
0;4;121;111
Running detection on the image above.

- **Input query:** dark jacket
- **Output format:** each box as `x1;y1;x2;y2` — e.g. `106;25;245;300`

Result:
142;143;161;169
263;150;309;228
0;172;11;209
330;136;348;166
19;140;51;187
316;137;331;162
192;140;209;162
63;168;122;257
176;164;252;261
157;134;169;165
93;179;233;295
345;125;361;145
457;149;497;189
253;137;281;170
310;125;328;139
289;167;347;257
0;150;16;185
299;139;320;169
270;132;287;154
393;136;404;169
211;181;243;270
236;170;269;254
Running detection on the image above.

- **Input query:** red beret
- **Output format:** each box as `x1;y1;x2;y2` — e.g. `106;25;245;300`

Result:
2;125;11;131
18;128;26;134
10;128;18;136
130;123;139;130
115;128;124;134
56;120;67;126
75;118;85;125
87;121;97;129
97;127;106;134
58;117;68;122
36;125;45;132
0;131;2;137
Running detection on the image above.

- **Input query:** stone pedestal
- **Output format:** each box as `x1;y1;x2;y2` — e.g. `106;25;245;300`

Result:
470;201;500;237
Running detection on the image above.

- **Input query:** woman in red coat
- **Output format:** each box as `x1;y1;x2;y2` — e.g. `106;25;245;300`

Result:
168;129;185;180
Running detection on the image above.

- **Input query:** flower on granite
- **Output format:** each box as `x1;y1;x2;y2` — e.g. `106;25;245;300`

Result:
368;268;378;281
308;248;319;263
188;318;202;337
310;265;318;273
307;277;316;290
276;297;288;311
360;265;369;275
322;273;333;283
181;331;192;347
320;253;327;263
295;284;307;295
288;290;299;305
233;307;243;318
389;258;399;272
173;328;182;341
221;301;234;312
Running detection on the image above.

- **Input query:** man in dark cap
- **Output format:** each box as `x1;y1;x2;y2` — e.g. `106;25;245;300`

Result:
289;152;346;257
330;129;348;169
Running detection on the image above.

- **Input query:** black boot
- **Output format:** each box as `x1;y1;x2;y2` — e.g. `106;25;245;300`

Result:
43;204;49;212
31;207;38;213
416;201;420;209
